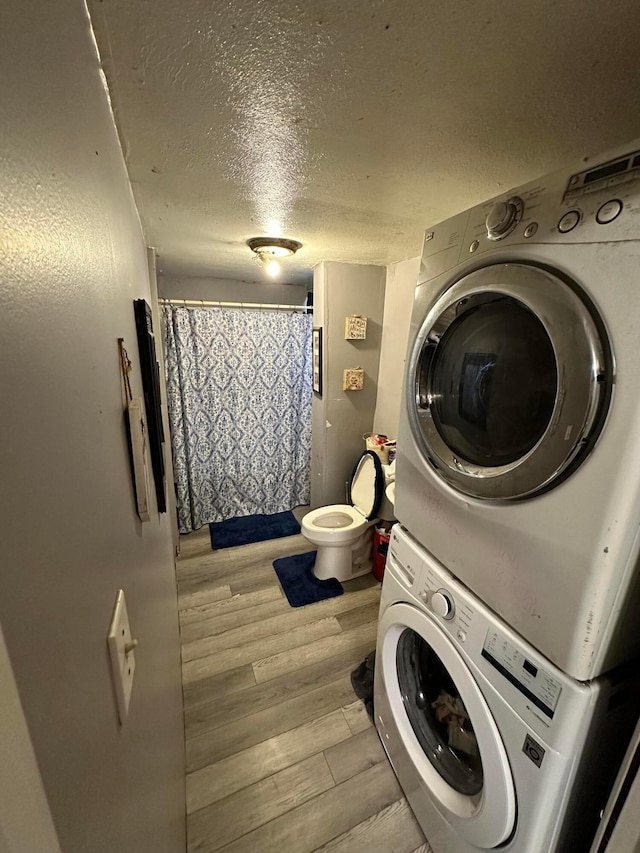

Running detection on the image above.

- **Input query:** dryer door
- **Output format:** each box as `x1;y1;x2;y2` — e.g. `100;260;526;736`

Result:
408;262;612;499
379;602;516;848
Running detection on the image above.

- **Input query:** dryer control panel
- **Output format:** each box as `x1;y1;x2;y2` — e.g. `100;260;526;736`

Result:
418;138;640;285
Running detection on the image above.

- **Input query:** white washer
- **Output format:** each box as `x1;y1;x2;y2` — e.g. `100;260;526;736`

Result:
396;138;640;680
375;525;639;852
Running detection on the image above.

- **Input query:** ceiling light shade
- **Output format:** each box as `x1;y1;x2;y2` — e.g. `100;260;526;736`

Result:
247;237;302;258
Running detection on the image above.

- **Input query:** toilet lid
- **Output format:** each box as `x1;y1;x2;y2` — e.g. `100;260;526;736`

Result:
349;451;384;520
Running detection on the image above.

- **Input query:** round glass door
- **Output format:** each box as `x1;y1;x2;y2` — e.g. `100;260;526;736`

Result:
409;263;612;500
379;602;516;847
397;627;483;796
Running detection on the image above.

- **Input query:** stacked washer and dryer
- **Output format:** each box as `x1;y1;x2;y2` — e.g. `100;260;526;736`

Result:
375;140;640;852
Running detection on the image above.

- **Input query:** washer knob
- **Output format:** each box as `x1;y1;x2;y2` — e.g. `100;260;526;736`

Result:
486;196;523;240
431;590;455;619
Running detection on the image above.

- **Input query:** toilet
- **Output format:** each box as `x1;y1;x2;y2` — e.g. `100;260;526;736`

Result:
302;450;396;582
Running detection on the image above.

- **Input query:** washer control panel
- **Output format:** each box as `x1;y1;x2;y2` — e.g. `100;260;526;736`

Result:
482;629;562;719
431;589;455;619
416;561;475;639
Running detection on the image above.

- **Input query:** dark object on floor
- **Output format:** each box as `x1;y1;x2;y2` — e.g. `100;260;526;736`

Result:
351;650;376;721
209;510;301;549
273;551;343;607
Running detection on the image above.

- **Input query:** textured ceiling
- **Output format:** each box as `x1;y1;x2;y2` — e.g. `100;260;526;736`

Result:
90;0;640;285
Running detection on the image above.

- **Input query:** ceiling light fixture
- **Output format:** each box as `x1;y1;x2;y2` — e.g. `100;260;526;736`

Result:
264;259;281;278
247;236;302;278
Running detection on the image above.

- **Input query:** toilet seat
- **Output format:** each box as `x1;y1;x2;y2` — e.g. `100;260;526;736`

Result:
301;451;395;582
347;450;384;520
302;504;368;544
302;451;385;544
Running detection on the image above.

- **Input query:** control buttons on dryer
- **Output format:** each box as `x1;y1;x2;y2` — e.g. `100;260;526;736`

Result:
431;590;455;620
486;196;524;240
596;199;622;224
523;222;538;238
557;210;580;233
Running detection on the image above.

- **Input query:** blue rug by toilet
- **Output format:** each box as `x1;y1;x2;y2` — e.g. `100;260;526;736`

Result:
273;551;344;608
209;511;301;549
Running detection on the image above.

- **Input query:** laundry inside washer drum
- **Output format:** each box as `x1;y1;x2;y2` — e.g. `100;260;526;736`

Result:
396;629;483;796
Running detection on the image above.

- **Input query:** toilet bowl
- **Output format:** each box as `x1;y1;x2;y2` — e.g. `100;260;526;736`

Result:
302;451;395;582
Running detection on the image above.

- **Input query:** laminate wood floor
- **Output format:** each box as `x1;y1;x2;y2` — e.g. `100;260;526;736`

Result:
176;509;431;853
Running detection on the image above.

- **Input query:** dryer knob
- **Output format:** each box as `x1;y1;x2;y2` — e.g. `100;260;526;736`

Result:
486;196;523;240
432;590;455;620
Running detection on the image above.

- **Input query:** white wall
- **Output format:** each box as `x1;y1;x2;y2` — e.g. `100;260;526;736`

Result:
311;262;386;507
373;257;421;440
0;2;185;852
0;625;61;853
159;274;308;305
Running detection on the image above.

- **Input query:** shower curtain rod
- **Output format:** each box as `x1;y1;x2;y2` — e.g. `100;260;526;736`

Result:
159;297;308;312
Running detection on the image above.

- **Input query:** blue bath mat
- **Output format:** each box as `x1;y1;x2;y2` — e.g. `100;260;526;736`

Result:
273;551;344;607
209;511;301;549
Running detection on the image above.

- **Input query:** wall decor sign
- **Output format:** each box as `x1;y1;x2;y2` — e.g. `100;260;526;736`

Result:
133;299;166;513
119;338;150;522
127;397;151;522
345;315;368;340
343;367;365;391
312;327;323;395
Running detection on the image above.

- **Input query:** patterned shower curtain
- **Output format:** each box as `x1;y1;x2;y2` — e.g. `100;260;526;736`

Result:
163;305;313;533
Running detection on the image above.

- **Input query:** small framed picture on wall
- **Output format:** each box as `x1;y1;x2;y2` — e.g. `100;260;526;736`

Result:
312;327;322;395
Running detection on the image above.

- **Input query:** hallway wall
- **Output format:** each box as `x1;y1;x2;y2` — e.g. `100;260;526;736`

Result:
0;1;185;851
311;262;386;507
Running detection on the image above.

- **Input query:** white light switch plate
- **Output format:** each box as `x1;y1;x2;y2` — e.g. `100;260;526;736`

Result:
107;590;136;724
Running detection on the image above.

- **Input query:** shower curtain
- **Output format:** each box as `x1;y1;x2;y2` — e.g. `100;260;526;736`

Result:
163;305;313;533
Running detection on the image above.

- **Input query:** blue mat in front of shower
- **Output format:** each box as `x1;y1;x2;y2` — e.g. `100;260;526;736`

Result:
273;551;344;608
209;510;301;549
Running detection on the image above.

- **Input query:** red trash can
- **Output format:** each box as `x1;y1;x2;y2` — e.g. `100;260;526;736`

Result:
373;528;391;582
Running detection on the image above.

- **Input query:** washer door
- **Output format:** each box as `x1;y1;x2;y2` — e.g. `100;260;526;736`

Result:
408;263;612;499
379;602;516;848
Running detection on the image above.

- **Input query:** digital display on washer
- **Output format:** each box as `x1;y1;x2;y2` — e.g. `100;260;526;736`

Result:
583;158;629;184
482;629;562;719
565;150;640;196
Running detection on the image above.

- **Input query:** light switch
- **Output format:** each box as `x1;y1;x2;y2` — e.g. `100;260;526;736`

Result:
107;590;137;724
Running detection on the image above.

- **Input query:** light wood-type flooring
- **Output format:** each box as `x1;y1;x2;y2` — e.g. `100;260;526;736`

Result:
176;508;430;853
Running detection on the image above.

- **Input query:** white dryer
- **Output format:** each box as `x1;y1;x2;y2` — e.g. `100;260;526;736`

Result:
375;525;639;852
396;138;640;680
